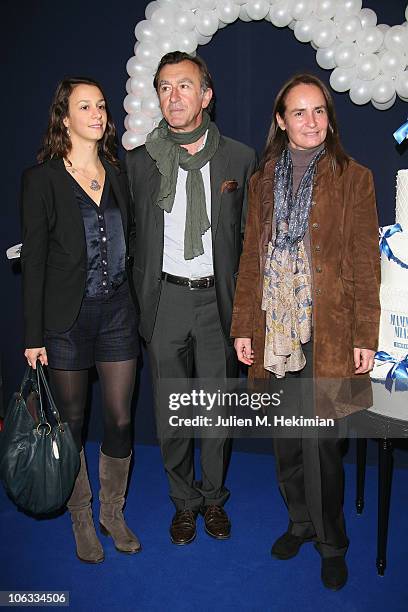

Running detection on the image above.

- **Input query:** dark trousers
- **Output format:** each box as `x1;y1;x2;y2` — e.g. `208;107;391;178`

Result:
273;339;349;558
147;280;237;512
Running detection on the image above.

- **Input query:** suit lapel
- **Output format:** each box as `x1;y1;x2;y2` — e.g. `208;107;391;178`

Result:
210;137;229;240
101;158;128;235
149;161;164;238
49;157;84;238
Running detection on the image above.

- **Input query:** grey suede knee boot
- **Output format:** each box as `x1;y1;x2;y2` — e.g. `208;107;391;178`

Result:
67;449;104;563
99;450;141;554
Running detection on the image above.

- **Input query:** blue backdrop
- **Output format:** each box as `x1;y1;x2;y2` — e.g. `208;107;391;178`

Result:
1;0;407;442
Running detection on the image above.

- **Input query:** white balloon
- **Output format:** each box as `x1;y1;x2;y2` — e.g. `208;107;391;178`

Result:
356;53;380;80
290;0;316;21
294;17;317;43
314;0;336;20
130;75;153;97
135;20;159;43
384;26;408;54
359;8;377;29
371;76;396;104
371;93;396;110
177;31;198;53
270;2;292;28
122;131;146;151
135;41;162;68
145;1;159;20
126;78;132;94
380;50;406;78
126;56;151;77
157;35;180;55
349;78;373;104
336;15;362;43
179;0;199;8
194;29;213;44
199;0;216;8
312;19;337;48
124;94;142;114
239;6;252;22
396;70;408;98
356;26;384;53
174;10;196;32
377;24;390;35
316;43;338;69
334;42;358;68
216;0;240;24
246;0;270;21
151;7;175;31
128;111;155;135
195;9;219;36
141;95;162;118
335;0;362;19
329;66;357;92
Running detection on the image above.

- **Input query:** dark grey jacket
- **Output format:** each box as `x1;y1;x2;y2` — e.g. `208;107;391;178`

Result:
126;135;257;343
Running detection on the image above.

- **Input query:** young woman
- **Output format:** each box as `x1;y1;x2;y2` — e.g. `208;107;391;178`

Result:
231;74;380;590
21;77;140;563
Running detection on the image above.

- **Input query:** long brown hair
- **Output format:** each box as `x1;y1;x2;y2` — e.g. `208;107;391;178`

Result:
260;73;349;174
37;77;119;165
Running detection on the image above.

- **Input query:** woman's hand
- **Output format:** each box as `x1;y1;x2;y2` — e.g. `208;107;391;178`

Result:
24;347;48;369
353;348;375;374
234;338;254;366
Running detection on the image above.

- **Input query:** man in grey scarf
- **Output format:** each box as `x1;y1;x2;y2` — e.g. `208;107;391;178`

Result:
126;51;257;545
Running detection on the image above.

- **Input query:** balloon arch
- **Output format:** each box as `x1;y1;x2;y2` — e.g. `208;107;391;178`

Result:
122;0;408;150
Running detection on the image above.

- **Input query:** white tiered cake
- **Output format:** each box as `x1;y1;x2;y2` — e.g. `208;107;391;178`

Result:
371;170;408;405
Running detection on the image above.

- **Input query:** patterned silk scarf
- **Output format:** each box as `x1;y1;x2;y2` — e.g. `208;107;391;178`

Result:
262;147;325;377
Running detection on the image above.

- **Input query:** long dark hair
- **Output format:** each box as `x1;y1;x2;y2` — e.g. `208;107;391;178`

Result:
37;77;119;165
260;73;349;174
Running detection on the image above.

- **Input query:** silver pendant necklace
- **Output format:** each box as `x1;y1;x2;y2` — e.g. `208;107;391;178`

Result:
67;162;102;191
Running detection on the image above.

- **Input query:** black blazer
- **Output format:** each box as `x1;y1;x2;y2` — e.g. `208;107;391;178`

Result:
20;157;134;347
126;135;257;343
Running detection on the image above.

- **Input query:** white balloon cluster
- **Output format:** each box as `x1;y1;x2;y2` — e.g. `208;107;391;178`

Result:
123;0;408;149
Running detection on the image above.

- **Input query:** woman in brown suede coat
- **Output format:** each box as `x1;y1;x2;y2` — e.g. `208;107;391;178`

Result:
231;74;380;591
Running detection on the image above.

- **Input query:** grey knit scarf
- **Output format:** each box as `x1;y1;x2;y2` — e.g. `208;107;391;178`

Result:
145;111;220;260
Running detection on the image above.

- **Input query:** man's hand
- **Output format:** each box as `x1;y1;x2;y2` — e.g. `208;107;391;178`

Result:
353;348;375;374
24;347;48;369
234;338;254;366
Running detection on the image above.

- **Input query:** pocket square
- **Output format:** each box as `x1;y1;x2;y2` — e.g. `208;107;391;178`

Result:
221;180;238;193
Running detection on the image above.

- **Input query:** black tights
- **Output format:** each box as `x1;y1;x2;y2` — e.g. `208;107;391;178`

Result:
48;359;137;458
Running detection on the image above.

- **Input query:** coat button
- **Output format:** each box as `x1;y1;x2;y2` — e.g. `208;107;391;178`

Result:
312;222;319;230
311;200;316;207
315;245;321;252
316;266;322;273
316;288;322;295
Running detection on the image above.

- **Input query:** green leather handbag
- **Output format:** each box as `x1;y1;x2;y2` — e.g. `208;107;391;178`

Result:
0;362;80;515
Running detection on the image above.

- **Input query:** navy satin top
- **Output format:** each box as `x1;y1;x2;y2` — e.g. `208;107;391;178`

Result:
70;175;127;298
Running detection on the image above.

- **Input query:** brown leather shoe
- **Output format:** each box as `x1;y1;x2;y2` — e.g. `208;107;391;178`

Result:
202;505;231;540
170;510;197;545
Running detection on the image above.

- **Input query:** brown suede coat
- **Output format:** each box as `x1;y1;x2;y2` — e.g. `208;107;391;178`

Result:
230;154;381;418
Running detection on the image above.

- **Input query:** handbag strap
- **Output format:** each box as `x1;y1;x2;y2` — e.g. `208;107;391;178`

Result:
36;362;63;429
19;365;37;395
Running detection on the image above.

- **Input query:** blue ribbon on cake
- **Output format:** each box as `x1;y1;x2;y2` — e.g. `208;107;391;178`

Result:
393;119;408;144
374;351;408;391
379;224;408;269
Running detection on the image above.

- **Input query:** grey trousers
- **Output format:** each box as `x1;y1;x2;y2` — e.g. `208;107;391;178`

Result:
147;280;237;512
